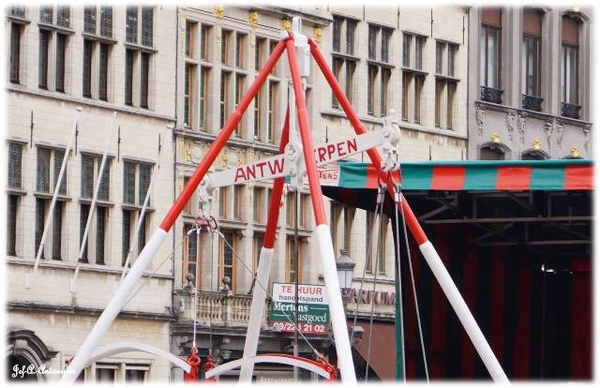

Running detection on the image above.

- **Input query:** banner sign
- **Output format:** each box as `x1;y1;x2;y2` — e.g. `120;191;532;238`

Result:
268;283;330;335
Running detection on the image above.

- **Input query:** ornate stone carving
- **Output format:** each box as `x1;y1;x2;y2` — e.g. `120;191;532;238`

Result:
215;5;224;18
282;19;291;31
505;111;516;143
476;105;485;138
313;27;322;43
555;122;564;149
491;133;500;143
517;113;526;146
583;127;591;154
532;139;541;150
544;120;554;150
249;11;258;27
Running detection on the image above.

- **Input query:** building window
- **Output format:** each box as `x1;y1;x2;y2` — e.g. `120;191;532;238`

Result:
330;201;354;257
522;9;543;111
37;7;72;93
561;15;581;119
253;186;266;223
285;236;304;283
34;197;65;261
253;37;281;142
233;185;243;220
8;143;23;190
9;22;24;84
331;15;358;108
84;6;96;34
124;6;154;108
126;6;138;44
219;230;236;292
480;144;506;160
182;223;200;286
184;21;211;130
435;41;459;129
82;39;114;101
123;161;152;206
80;153;110;201
36;147;67;194
252;232;264;272
218;186;230;219
367;25;394;117
7;142;24;256
90;363;149;383
480;8;503;103
99;6;113;38
80;154;111;264
402;33;427;123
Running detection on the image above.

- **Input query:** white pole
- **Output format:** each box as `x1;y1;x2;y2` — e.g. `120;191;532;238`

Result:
239;247;274;382
419;241;509;383
62;228;168;382
70;112;118;293
316;225;356;383
27;107;82;288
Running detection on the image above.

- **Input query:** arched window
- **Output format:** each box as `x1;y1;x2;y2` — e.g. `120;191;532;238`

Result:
479;141;509;160
521;148;549;160
561;14;581;119
6;330;58;382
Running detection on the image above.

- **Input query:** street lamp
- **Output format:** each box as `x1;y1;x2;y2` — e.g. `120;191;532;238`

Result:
336;249;355;290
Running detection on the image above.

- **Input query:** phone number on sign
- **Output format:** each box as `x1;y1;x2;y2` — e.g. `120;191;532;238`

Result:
272;322;328;334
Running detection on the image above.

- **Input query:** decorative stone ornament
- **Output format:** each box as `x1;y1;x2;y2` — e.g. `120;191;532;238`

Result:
491;133;500;143
314;27;322;43
249;11;258;27
282;19;291;31
571;146;579;158
532;139;541;150
215;5;224;18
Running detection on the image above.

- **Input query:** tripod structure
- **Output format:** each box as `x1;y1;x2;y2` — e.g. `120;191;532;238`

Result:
64;18;508;383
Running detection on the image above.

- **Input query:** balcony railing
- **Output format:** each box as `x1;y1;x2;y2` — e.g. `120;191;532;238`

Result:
196;291;266;327
480;85;503;104
561;102;581;119
522;94;543;111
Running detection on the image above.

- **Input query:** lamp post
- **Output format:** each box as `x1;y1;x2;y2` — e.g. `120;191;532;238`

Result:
336;249;355;308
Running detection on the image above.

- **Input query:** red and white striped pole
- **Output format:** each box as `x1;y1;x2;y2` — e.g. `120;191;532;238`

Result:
63;40;288;383
286;35;356;383
309;38;509;384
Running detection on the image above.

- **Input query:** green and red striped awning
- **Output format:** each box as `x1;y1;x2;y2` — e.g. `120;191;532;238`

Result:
319;159;593;191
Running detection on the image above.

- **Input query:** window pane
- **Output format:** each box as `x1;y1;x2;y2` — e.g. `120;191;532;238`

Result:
436;41;444;74
10;24;22;83
139;164;152;205
98;159;110;201
56;34;67;92
57;6;70;28
415;36;423;70
403;34;411;67
37;148;51;192
368;26;377;60
81;155;94;198
123;161;136;204
35;199;46;259
52;203;62;259
6;195;18;255
84;6;96;34
54;149;66;194
125;49;134;105
40;6;53;24
83;40;93;97
332;16;341;52
140;53;150;108
126;6;138;44
346;20;356;55
122;209;132;265
98;44;109;101
8;143;23;189
100;6;112;38
141;6;153;46
96;207;106;264
38;30;50;89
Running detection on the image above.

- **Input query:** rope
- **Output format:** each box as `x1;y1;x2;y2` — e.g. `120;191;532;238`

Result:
396;182;430;381
364;183;387;382
392;179;406;382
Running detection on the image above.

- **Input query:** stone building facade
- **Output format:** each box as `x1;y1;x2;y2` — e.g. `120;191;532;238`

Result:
467;6;593;160
5;4;177;382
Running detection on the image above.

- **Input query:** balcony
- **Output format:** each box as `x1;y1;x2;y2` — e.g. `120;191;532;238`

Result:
196;291;265;328
522;94;543;112
561;102;581;119
480;86;503;104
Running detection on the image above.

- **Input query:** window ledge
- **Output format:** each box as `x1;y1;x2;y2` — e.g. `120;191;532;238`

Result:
124;42;158;54
121;203;156;212
367;59;395;69
82;32;117;45
332;52;361;61
79;198;115;208
38;22;75;35
33;191;71;201
401;67;428;76
435;74;460;82
6;188;27;196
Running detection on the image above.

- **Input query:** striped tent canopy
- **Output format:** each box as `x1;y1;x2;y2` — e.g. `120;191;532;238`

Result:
320;159;593;191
